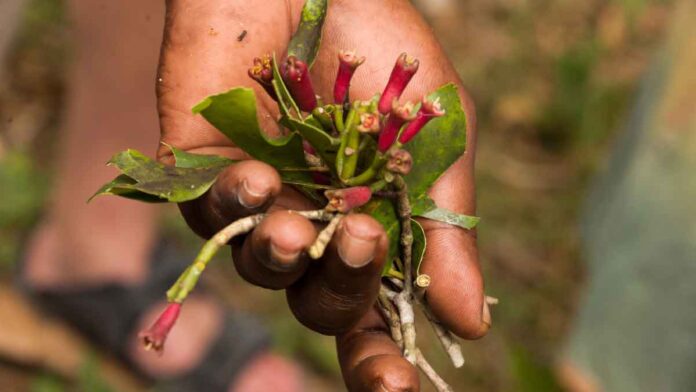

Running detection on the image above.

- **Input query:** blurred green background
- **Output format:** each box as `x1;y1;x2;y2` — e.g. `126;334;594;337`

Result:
0;0;675;390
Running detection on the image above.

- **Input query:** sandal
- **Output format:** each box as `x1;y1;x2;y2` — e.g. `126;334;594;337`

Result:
17;239;270;391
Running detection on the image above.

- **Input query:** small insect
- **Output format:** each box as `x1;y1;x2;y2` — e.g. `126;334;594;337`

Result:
237;30;247;42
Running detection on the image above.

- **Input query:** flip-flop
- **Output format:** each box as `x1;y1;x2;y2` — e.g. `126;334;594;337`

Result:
17;240;270;391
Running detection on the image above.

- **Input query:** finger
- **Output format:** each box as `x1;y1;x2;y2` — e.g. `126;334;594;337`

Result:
337;308;420;392
418;102;487;339
286;214;387;335
179;160;282;239
233;210;317;290
311;0;488;338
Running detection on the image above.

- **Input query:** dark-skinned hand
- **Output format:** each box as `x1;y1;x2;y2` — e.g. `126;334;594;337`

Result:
156;1;489;390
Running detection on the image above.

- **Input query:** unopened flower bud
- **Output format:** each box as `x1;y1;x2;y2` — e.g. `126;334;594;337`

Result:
386;149;413;175
334;50;365;104
138;303;181;355
281;56;318;112
325;186;372;212
377;53;419;114
398;96;445;145
378;100;415;152
248;54;277;100
357;112;381;133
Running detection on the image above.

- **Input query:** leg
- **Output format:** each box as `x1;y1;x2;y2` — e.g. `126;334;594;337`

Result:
22;2;302;390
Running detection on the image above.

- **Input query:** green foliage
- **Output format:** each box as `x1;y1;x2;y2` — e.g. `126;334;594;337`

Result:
77;354;114;392
287;0;328;67
0;151;46;267
31;373;65;392
164;143;234;168
91;149;228;203
420;208;480;230
192;88;308;175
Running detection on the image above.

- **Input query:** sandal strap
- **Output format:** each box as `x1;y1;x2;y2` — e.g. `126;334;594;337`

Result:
164;313;271;392
26;240;188;359
19;239;270;388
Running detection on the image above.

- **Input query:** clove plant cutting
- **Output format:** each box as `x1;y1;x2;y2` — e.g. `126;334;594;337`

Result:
93;1;488;390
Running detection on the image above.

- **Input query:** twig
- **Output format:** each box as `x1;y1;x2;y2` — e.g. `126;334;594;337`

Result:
394;175;417;363
167;209;335;303
417;297;465;368
415;349;454;392
308;213;343;259
378;287;403;349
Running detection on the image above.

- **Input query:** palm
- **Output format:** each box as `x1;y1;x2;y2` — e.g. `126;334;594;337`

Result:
157;0;486;390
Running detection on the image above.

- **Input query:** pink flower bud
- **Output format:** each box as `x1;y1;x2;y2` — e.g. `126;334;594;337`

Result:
386;149;413;175
325;186;372;212
377;53;419;114
334;50;365;104
248;55;277;100
398;96;445;145
281;56;318;112
138;303;181;355
378;100;416;152
357;112;381;134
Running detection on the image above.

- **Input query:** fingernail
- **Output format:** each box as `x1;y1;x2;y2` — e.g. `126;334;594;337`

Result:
482;299;492;328
268;242;301;271
237;179;269;208
337;222;378;268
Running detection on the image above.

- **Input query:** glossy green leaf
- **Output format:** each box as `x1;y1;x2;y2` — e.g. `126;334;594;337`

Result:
91;174;167;203
192;88;309;177
411;219;427;275
361;199;400;274
165;143;234;169
287;0;328;67
91;149;226;203
404;83;468;202
282;116;339;165
420;208;480;230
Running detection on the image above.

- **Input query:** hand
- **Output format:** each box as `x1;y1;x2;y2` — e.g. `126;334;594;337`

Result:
156;1;488;390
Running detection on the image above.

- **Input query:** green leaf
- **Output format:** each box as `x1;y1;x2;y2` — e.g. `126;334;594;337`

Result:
282;116;339;165
165;143;234;169
411;219;427;275
361;199;400;274
404;83;468;200
91;174;168;203
411;196;436;217
420;208;480;230
91;149;227;203
287;0;328;68
272;53;302;120
192;88;308;174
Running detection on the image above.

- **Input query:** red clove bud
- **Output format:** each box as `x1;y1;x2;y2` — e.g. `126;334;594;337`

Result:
281;56;318;112
377;53;419;114
248;54;277;100
138;302;181;355
334;50;365;104
398;96;445;145
386;149;413;175
325;186;372;212
378;100;416;152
